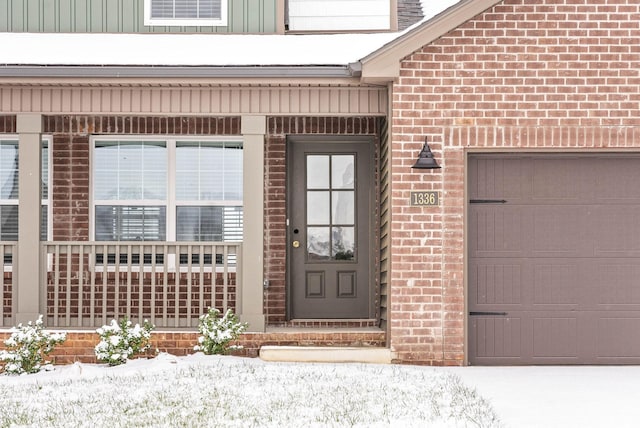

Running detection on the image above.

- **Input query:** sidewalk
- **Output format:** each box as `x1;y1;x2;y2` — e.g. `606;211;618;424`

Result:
444;366;640;428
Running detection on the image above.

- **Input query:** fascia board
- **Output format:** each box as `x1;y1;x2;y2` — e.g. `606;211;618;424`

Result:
0;65;355;79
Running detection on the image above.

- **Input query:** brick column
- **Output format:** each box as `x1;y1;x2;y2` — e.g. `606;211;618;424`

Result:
239;115;266;331
15;114;43;324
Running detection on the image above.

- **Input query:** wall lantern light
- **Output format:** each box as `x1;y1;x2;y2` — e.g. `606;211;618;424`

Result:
411;137;441;170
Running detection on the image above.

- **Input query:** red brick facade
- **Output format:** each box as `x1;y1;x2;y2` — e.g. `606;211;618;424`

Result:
390;0;640;364
0;330;385;365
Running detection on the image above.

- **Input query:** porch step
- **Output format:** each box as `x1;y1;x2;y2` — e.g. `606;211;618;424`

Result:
259;346;392;364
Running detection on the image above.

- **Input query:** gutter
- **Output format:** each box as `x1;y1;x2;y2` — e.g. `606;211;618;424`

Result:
0;64;362;79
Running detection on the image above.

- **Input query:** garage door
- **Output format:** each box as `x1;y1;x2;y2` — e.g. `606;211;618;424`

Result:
468;154;640;365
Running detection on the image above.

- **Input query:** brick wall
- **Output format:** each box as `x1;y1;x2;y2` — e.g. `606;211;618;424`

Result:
390;0;640;365
0;330;386;366
0;116;16;133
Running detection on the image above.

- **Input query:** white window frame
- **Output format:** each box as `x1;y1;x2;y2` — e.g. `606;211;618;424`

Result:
0;135;52;271
90;135;242;272
143;0;228;27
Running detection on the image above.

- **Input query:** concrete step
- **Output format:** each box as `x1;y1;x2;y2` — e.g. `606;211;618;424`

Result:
259;346;392;364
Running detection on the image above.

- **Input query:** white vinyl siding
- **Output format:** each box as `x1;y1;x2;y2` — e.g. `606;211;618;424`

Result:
144;0;227;26
92;137;242;243
288;0;390;31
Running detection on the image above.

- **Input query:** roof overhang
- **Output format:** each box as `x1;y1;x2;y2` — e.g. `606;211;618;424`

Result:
0;64;362;79
360;0;503;84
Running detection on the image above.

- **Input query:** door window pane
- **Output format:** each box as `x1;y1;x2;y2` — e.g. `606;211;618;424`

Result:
307;226;330;260
307;155;329;189
307;191;330;225
331;155;355;189
332;227;354;260
332;191;354;224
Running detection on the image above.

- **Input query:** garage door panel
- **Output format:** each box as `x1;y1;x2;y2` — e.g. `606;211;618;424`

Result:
532;206;589;256
470;261;522;305
596;316;640;358
469;157;529;203
595;263;640;306
594;158;640;202
533;317;578;358
469;206;525;257
470;316;522;359
593;206;640;256
533;262;579;305
469;154;640;365
531;158;585;202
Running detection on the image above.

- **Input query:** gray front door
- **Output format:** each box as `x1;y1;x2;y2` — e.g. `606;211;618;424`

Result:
288;138;372;319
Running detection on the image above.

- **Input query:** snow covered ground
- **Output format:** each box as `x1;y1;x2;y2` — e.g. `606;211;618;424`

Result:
2;354;639;427
446;365;640;428
0;353;499;427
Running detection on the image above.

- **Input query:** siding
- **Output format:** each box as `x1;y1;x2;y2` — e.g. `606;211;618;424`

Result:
287;0;390;31
0;86;388;116
378;118;389;331
0;0;278;33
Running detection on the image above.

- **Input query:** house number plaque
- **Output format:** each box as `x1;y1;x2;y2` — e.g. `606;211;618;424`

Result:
410;191;439;206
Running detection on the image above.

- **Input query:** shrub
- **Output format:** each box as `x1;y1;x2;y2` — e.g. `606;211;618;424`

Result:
194;308;247;355
95;318;155;366
0;315;66;375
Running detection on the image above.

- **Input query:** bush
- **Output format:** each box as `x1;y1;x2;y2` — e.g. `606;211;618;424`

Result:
95;318;155;366
194;308;247;355
0;315;66;375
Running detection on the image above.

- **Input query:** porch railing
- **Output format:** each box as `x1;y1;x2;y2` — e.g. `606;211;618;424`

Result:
40;242;242;329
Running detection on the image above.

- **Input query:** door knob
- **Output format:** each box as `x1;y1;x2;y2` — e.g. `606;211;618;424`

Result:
292;240;300;248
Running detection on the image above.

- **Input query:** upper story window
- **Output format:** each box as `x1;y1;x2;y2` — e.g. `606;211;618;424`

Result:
144;0;228;26
92;138;242;243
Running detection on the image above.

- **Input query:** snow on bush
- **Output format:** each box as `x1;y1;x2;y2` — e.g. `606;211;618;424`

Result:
95;318;155;366
194;307;247;355
0;315;66;375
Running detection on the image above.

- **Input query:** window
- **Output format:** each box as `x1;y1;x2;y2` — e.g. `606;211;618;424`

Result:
92;138;243;244
0;137;51;243
175;141;242;242
144;0;227;26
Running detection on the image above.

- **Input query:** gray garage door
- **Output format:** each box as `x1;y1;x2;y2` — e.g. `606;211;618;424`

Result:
469;154;640;365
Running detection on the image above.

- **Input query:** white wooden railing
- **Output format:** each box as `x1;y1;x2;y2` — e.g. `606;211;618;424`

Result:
39;242;242;328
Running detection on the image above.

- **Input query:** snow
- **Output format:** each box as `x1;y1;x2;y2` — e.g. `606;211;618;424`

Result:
0;353;499;427
446;366;640;428
0;1;464;67
2;353;639;427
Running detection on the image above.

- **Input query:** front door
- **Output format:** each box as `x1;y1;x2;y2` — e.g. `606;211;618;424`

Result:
288;138;373;319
